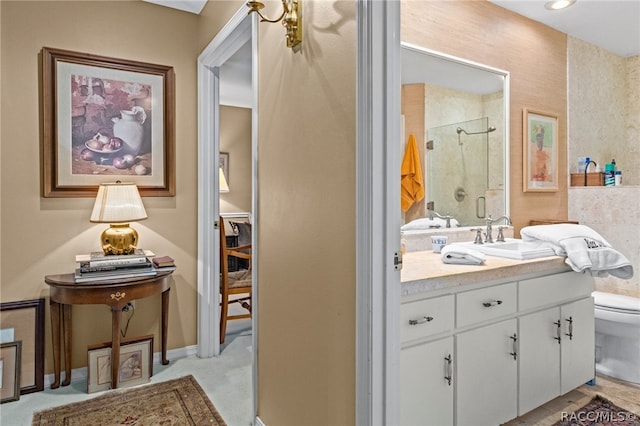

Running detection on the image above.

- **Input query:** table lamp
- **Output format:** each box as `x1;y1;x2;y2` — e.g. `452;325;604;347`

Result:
219;167;229;193
90;182;147;255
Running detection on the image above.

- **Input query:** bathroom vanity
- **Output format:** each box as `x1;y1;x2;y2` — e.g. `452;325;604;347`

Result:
400;251;595;426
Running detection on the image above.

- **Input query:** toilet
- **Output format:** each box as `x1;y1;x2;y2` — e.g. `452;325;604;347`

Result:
593;291;640;384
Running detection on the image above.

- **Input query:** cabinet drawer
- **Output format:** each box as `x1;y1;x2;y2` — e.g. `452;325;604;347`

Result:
520;272;594;311
456;282;517;328
401;295;454;343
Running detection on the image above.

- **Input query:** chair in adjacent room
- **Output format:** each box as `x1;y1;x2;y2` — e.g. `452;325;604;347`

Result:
219;216;252;344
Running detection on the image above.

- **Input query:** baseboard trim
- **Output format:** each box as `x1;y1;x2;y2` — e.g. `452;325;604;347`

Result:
43;345;198;387
255;416;266;426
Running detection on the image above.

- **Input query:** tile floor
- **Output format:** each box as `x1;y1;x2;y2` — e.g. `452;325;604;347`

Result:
505;374;640;425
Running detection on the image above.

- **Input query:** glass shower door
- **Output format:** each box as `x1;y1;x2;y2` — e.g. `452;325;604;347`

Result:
426;118;489;227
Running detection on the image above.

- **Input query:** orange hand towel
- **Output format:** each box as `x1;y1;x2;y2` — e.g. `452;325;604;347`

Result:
401;134;425;211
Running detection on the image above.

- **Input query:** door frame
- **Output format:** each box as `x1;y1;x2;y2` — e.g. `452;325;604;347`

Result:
355;1;401;424
196;2;258;417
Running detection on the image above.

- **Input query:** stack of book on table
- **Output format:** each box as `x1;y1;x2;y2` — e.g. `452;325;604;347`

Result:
151;255;176;271
74;249;157;283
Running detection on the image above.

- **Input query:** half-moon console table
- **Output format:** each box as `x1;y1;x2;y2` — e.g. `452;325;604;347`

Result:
44;270;173;390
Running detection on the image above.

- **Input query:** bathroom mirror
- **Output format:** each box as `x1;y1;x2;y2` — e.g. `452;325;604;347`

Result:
401;42;510;228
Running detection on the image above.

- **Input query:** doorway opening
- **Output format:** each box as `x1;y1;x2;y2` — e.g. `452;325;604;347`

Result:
196;5;258;421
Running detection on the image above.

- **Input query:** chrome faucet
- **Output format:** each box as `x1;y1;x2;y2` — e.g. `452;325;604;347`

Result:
471;228;484;244
429;210;454;228
496;226;507;243
485;215;511;243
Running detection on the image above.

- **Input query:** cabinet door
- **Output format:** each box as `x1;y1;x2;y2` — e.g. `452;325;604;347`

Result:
518;307;561;415
561;297;595;394
456;319;518;426
400;337;454;426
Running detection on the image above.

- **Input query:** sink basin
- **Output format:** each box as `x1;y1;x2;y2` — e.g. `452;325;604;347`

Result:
452;238;556;260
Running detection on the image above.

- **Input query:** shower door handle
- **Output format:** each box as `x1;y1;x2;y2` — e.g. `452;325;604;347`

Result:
476;196;486;219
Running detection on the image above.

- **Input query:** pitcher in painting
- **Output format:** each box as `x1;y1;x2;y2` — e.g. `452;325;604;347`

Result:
112;106;147;155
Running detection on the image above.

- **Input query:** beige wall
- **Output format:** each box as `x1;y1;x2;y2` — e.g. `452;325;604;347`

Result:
567;37;640;299
256;1;356;424
220;106;252;214
0;0;226;374
568;37;639;185
402;1;569;233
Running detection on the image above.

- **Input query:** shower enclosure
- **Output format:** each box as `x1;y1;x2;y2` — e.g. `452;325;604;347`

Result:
426;117;500;226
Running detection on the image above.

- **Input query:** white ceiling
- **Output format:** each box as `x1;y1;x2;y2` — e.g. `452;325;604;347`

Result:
145;0;639;58
488;0;640;57
219;40;253;108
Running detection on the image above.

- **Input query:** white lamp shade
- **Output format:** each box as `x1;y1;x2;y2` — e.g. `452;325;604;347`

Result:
90;182;148;223
219;167;230;193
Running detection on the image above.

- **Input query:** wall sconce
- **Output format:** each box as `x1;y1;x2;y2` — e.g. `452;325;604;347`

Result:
246;0;302;49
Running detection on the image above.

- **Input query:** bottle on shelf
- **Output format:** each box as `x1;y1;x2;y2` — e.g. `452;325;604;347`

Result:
605;162;615;186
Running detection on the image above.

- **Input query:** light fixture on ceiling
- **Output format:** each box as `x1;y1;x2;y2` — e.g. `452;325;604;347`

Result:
246;0;302;49
90;182;148;255
544;0;576;10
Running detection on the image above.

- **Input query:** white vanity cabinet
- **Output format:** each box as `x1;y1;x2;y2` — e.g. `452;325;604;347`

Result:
455;282;519;425
399;295;455;426
518;272;595;414
400;268;595;426
456;318;518;425
400;337;454;426
559;297;594;394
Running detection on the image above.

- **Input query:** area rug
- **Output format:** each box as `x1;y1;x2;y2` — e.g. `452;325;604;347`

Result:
32;375;227;425
553;395;640;426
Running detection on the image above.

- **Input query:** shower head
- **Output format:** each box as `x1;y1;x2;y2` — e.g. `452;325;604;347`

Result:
456;126;496;136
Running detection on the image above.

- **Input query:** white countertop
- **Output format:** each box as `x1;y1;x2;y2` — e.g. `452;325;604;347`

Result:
401;250;570;297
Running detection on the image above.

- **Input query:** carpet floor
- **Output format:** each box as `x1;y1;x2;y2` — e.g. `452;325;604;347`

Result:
32;375;226;426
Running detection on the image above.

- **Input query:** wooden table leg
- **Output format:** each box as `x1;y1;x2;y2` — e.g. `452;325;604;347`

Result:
111;307;122;389
161;289;170;365
62;304;72;386
50;301;61;389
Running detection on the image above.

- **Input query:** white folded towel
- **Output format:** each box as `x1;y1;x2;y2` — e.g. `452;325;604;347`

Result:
441;244;486;265
401;217;460;231
520;224;634;279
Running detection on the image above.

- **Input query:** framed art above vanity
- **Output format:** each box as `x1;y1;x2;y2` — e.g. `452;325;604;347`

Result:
523;108;559;192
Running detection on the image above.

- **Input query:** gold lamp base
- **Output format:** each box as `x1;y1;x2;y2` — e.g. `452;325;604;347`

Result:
100;223;139;255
